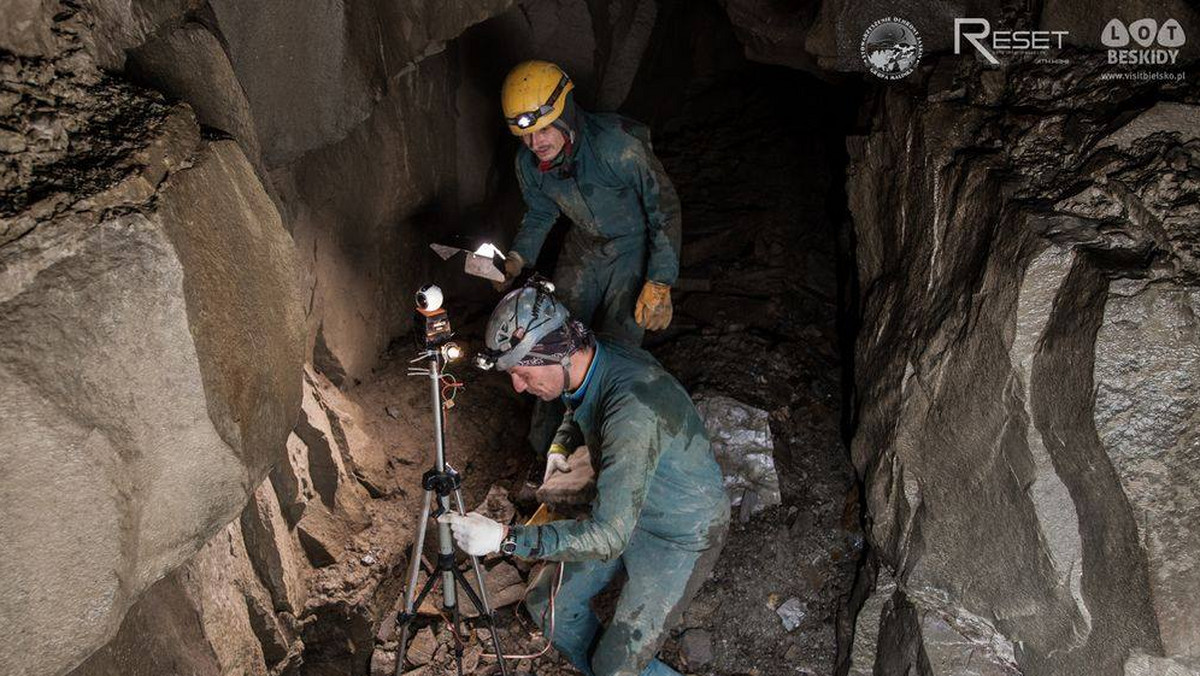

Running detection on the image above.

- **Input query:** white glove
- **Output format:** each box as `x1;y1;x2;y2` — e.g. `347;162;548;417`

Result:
439;512;505;556
544;444;573;484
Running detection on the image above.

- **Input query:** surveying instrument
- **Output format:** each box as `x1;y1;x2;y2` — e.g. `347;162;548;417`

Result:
393;284;509;676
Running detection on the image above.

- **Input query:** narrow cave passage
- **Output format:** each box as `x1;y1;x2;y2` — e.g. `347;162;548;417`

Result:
8;2;1199;676
642;64;864;675
301;42;869;676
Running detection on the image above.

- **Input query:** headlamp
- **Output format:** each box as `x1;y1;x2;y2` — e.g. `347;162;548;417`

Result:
506;74;571;131
474;352;497;371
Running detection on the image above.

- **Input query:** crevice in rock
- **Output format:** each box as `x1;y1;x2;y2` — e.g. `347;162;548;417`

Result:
313;323;349;388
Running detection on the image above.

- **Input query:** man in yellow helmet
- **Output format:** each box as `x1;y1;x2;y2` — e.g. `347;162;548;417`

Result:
498;60;680;342
498;60;683;455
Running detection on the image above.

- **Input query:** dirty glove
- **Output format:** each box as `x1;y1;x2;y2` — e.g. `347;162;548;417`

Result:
634;280;673;331
492;251;525;292
543;443;573;484
439;512;505;556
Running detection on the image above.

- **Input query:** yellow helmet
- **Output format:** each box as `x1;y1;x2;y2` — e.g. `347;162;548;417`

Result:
501;60;575;136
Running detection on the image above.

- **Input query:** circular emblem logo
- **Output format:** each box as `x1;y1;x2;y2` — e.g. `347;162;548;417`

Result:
860;18;923;80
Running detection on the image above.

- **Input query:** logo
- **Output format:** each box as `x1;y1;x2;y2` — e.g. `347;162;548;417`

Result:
954;18;1069;65
861;18;923;79
1103;18;1185;65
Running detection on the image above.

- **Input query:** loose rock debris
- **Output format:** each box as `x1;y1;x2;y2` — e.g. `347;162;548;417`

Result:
373;485;580;676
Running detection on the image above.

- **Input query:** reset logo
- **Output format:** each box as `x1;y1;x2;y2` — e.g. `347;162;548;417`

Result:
1103;18;1185;65
954;19;1069;65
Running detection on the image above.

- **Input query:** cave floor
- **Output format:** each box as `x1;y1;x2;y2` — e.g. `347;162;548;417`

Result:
325;308;859;676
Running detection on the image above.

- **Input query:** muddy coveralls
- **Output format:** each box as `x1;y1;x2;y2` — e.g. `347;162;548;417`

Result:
505;339;730;676
512;108;682;453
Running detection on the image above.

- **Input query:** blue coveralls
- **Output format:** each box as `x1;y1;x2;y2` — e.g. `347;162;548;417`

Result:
506;339;730;676
511;107;682;453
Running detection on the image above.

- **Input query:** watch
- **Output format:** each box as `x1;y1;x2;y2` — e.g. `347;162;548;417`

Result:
500;531;518;555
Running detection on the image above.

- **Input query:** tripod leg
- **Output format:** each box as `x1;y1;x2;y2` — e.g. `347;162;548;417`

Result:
450;593;466;676
395;489;434;676
450;565;510;676
452;489;509;676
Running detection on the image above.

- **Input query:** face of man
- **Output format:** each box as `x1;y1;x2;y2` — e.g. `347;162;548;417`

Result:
508;363;564;401
521;126;566;163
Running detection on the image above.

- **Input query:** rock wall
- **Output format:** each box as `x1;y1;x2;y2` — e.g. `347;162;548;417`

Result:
0;12;304;676
71;365;383;676
15;2;1200;676
843;54;1200;676
713;3;1200;673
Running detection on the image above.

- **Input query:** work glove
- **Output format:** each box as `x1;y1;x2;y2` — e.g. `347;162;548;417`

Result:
634;280;673;331
438;512;505;556
543;443;573;484
492;251;525;292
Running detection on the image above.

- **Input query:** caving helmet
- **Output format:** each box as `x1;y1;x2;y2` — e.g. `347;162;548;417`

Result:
475;277;571;372
501;60;575;136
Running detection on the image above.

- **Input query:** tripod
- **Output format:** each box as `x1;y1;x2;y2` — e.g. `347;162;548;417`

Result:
394;346;509;676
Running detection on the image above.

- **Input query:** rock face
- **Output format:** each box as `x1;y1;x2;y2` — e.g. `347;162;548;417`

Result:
0;18;303;676
206;0;515;169
34;0;673;390
844;53;1200;676
71;365;382;676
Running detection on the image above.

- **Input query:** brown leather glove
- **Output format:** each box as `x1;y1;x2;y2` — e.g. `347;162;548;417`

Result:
634;280;673;331
492;251;525;292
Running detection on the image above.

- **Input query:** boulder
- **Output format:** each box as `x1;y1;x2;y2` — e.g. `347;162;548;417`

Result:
679;628;715;669
292;367;372;527
0;60;301;674
462;561;524;618
694;394;780;513
127;23;264;170
72;519;302;676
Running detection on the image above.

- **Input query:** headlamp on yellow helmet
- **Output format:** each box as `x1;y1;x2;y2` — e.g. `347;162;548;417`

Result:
501;60;575;136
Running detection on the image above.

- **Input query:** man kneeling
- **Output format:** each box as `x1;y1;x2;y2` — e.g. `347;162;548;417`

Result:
443;279;729;676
